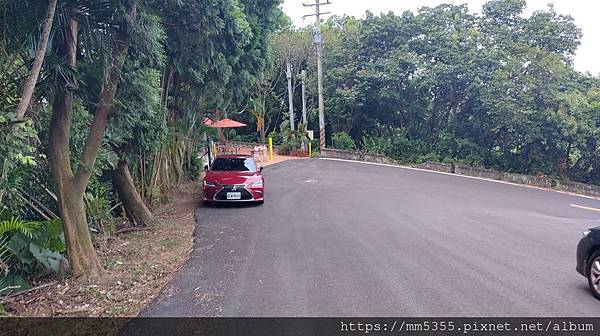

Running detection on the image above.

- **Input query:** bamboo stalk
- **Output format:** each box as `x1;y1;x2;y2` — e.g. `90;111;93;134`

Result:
17;187;59;219
140;150;145;201
108;202;122;213
17;194;51;220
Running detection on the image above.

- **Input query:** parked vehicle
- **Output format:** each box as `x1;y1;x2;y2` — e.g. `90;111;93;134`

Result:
202;155;264;205
577;227;600;299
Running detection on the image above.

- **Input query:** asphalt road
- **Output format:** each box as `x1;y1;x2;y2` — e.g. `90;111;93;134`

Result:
143;158;600;316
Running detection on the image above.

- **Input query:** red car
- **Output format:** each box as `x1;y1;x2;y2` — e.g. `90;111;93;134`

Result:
202;155;264;205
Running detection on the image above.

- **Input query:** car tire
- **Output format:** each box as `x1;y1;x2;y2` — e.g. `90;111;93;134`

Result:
587;250;600;300
203;201;212;207
256;200;264;205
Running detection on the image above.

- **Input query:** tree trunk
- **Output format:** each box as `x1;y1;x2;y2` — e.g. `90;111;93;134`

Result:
113;159;157;227
259;120;265;142
48;14;103;279
15;0;57;121
49;91;103;279
55;180;102;278
74;2;137;188
214;109;226;142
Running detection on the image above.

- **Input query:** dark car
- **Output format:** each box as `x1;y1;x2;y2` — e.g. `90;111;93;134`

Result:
577;227;600;299
202;155;264;205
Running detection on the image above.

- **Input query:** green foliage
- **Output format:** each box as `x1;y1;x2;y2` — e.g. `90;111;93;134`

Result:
0;113;39;215
0;0;285;281
268;131;284;145
433;133;485;166
290;0;600;183
107;10;168;166
31;219;65;253
85;189;112;233
332;132;356;151
0;217;40;238
270;123;311;153
233;133;259;143
277;143;293;156
61;99;118;175
109;65;167;163
0;218;65;295
187;148;204;180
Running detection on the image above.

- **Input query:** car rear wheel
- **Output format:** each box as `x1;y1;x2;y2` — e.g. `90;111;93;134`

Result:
587;251;600;300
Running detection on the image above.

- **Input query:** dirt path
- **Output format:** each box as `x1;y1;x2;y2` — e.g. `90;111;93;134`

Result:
2;183;200;317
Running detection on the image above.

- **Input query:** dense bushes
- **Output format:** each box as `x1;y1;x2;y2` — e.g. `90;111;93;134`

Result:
0;214;65;295
308;1;600;183
331;132;356;151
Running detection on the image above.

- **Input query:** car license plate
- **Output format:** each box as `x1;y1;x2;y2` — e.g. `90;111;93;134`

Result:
226;192;241;200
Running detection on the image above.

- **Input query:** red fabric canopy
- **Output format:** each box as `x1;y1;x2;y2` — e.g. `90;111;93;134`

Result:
202;117;214;126
210;118;247;128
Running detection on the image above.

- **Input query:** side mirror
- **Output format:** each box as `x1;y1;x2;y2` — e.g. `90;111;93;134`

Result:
204;165;209;172
259;167;263;173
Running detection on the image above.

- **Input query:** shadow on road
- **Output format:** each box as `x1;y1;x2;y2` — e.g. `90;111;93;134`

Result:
200;202;263;209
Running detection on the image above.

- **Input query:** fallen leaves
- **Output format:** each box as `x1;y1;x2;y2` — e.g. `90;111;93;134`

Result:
2;182;200;317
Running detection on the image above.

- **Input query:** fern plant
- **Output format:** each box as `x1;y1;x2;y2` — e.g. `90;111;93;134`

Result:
0;217;38;278
0;217;39;276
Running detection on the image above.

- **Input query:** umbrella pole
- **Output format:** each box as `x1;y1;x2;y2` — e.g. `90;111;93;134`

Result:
206;133;212;167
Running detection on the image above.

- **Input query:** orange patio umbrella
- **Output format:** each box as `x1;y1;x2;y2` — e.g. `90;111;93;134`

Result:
210;118;247;128
209;118;247;142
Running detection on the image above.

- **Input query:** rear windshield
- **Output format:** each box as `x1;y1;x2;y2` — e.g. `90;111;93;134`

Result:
211;158;257;172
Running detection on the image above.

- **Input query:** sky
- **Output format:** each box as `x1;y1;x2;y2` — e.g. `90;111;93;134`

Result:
282;0;600;75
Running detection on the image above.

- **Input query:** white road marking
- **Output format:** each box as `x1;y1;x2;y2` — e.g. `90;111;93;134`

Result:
570;204;600;213
319;157;600;201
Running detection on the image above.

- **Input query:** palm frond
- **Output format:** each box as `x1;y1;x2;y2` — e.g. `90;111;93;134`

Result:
0;217;40;238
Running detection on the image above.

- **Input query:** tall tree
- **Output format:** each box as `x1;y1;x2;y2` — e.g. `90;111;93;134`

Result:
107;11;167;226
48;0;138;278
286;0;599;182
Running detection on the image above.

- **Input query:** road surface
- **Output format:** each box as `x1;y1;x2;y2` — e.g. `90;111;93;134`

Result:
143;159;600;316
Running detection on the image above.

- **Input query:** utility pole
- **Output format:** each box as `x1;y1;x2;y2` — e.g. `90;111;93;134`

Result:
303;0;331;149
300;70;308;151
286;61;295;131
301;70;307;126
